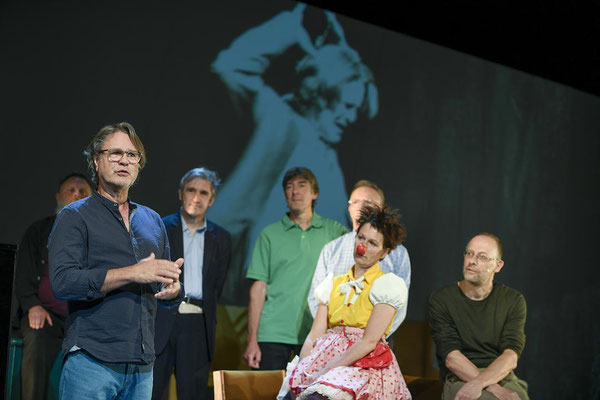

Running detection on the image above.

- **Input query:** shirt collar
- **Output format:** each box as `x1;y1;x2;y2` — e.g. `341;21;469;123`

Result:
344;263;382;285
181;213;207;234
281;212;324;231
93;190;137;212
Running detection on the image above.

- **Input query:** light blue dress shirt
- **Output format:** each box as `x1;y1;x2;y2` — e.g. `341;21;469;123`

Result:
182;216;207;300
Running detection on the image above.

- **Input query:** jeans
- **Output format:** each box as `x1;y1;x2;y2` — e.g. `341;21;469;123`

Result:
59;351;153;400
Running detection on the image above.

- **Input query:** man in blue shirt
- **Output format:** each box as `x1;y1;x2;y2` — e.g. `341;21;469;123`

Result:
307;180;411;336
152;167;231;400
49;122;184;399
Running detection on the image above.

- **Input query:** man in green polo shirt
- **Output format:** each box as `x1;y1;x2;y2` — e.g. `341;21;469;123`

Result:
429;233;529;400
243;167;347;370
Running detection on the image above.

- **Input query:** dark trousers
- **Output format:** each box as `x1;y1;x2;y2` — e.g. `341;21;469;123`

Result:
20;310;65;400
152;313;211;400
257;342;302;371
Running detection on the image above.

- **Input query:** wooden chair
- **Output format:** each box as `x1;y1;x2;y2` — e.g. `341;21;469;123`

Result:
392;320;443;400
210;310;443;399
213;369;285;400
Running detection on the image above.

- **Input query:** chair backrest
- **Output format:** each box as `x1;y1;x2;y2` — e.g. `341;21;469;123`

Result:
213;369;285;400
392;320;438;379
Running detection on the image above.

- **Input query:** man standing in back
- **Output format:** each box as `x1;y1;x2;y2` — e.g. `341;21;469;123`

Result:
153;167;231;400
243;167;347;370
15;172;92;400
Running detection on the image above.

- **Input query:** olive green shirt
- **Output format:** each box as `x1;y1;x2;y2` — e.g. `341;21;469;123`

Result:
428;282;526;380
247;213;347;344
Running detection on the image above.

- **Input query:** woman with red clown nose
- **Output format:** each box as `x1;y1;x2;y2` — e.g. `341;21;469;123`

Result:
282;205;411;400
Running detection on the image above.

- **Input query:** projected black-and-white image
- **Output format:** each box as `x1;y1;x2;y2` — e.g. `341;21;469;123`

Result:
210;4;378;304
1;1;599;398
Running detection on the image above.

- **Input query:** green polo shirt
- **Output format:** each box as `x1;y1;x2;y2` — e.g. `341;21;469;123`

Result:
247;213;347;344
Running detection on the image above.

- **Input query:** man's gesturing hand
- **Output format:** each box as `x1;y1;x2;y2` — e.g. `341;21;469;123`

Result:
134;253;182;285
155;279;182;300
101;254;184;294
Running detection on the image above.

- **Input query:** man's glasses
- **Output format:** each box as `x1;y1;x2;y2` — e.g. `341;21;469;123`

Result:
464;250;499;263
98;148;142;164
348;199;375;207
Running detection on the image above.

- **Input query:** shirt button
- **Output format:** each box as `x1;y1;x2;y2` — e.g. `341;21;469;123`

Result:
340;319;344;323
347;303;351;307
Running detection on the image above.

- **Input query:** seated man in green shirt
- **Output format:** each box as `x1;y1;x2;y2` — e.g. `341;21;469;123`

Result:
429;233;529;400
244;167;348;370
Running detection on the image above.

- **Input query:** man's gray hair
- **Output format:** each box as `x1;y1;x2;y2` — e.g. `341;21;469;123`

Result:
83;122;146;184
179;167;221;199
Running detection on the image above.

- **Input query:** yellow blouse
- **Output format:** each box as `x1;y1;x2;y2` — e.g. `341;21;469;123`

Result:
315;264;407;336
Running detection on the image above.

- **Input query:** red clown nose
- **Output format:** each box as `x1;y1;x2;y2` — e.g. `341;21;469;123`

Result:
356;243;367;256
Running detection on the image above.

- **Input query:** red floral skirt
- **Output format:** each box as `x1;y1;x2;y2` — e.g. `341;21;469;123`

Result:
289;326;411;400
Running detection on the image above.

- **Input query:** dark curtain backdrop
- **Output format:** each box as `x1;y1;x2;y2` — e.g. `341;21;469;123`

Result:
1;1;599;398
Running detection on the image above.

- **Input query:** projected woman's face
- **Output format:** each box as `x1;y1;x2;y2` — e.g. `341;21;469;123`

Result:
312;80;365;144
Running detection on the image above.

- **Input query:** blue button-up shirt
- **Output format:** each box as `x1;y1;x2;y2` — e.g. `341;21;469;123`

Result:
49;191;182;364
